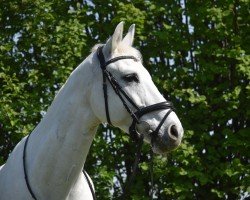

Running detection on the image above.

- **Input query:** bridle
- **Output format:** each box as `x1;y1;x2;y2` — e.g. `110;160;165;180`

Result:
22;46;175;200
96;46;174;144
96;46;174;198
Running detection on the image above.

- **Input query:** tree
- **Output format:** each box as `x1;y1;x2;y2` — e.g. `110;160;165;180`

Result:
0;0;249;199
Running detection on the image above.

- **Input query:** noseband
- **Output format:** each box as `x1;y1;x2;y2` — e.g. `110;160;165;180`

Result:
97;46;174;143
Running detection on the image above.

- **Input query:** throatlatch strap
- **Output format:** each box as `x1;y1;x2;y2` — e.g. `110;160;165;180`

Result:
97;47;112;125
102;71;112;125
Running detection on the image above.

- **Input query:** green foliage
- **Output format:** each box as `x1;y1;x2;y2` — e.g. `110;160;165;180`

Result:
0;0;249;199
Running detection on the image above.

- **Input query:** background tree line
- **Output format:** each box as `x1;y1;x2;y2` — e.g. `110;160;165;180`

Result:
0;0;249;199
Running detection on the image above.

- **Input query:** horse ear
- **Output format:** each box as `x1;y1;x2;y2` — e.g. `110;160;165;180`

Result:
104;22;124;55
122;24;135;46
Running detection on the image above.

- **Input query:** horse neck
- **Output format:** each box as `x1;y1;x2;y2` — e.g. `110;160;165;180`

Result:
26;54;100;199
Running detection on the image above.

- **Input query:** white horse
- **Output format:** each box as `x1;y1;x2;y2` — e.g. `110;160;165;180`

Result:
0;22;183;200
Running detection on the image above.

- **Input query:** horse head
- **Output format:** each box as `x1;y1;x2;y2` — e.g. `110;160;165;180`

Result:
90;22;183;154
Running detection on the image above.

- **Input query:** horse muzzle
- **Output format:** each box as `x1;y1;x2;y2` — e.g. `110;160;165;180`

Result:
150;124;183;154
131;117;184;154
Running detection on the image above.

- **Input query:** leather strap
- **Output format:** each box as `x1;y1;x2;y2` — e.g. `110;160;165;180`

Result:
150;108;173;144
134;101;173;118
83;170;96;200
23;134;37;200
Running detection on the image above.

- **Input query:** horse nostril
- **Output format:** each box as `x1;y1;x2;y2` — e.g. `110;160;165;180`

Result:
169;125;178;140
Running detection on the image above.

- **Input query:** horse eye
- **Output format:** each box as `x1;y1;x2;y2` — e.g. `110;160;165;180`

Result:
122;73;139;83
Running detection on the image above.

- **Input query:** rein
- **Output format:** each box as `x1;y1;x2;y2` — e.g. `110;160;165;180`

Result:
22;46;174;200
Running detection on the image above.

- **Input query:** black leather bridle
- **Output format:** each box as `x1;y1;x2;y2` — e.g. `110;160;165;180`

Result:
97;46;174;143
96;46;175;199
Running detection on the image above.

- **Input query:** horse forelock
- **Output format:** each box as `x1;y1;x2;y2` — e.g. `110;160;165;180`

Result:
91;42;142;62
